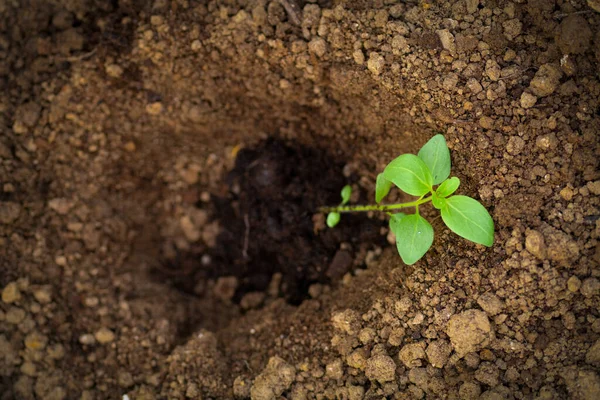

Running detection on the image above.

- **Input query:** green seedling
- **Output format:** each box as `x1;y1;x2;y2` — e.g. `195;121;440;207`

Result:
322;134;494;265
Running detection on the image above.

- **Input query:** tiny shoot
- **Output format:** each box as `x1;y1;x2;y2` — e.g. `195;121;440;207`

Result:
322;134;494;265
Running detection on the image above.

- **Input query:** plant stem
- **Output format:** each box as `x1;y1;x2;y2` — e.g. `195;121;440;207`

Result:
320;196;432;214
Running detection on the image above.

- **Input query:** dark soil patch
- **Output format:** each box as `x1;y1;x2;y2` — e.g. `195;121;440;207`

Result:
153;138;386;305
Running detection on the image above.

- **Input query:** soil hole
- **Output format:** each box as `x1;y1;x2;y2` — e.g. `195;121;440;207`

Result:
153;138;386;305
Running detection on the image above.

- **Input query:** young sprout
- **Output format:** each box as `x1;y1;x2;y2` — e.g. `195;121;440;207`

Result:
321;135;494;265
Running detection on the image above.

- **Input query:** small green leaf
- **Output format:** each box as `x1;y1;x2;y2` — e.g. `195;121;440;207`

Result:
389;213;434;265
418;134;451;185
327;212;341;228
389;212;406;233
436;177;460;198
341;185;352;205
440;195;494;247
375;174;392;204
383;154;433;197
431;192;447;210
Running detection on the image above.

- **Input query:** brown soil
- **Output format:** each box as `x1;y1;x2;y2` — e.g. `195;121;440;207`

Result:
1;0;600;399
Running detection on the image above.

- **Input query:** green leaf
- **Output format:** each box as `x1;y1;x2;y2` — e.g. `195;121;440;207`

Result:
418;134;451;185
327;212;341;228
375;174;392;204
341;185;352;205
436;177;460;198
382;154;433;197
389;213;434;265
431;192;447;210
440;195;494;247
389;212;406;233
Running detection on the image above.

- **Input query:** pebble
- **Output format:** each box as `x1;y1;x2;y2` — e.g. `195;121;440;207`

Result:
5;307;26;324
398;343;426;367
426;340;452;368
2;282;21;304
520;92;537;109
581;278;600;298
506;136;525;155
79;333;96;345
567;276;582;293
477;292;504;316
502;18;522;40
365;354;396;383
331;309;361;335
24;331;48;350
32;285;52;304
146;102;163;115
485;60;501;82
446;310;492;357
308;37;327;57
48;198;74;215
586;339;600;367
250;356;296;400
105;64;124;78
95;327;116;344
436;29;455;52
525;229;547;259
367;52;385;76
529;64;562;97
0;202;22;224
557;15;592;55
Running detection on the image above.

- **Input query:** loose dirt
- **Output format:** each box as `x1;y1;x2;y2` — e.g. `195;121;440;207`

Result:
1;0;599;399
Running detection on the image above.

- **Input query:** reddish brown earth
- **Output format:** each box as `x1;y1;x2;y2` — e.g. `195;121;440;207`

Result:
1;0;600;399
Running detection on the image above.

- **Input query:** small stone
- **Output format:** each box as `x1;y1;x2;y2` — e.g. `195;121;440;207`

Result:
475;362;500;387
442;73;459;91
347;347;369;369
48;198;74;215
6;307;26;324
352;49;365;65
308;37;327;57
2;282;21;304
557;15;592;55
581;278;600;298
446;310;492;357
587;181;600;196
105;64;123;78
529;64;562;97
250;357;296;400
180;215;201;242
0;202;21;224
146;102;163;115
586;339;600;367
32;285;52;304
391;35;409;53
459;381;481;400
506;136;525;155
331;309;361;335
79;334;96;345
426;340;452;368
589;0;600;12
24;331;48;350
465;0;479;14
525;229;547;259
477;292;504;316
191;40;202;51
567;276;582;293
325;359;344;380
118;371;134;388
365;354;396;383
536;133;558;150
503;18;522;40
479;116;494;129
436;29;456;52
95;327;115;344
485;60;501;81
520;92;537;109
367;52;385;76
398;343;426;367
21;361;36;376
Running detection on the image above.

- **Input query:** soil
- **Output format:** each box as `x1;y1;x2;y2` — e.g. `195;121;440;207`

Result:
1;0;600;399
